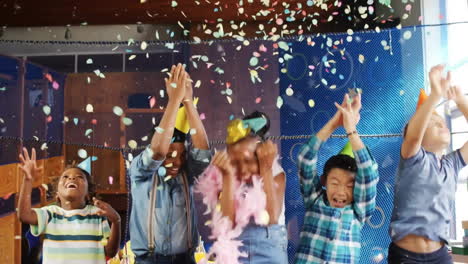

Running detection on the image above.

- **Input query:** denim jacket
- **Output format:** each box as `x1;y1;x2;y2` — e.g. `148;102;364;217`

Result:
129;145;211;257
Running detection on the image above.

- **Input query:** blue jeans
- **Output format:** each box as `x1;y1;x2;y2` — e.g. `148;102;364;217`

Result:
388;242;453;264
135;251;196;264
238;224;288;264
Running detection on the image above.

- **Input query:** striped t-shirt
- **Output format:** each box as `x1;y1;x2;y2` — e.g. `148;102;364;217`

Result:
31;204;111;264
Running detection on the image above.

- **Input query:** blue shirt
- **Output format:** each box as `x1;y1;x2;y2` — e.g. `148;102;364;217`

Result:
129;145;211;257
295;136;379;264
390;148;466;243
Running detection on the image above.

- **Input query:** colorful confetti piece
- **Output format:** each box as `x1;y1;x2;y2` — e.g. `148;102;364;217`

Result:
78;149;88;159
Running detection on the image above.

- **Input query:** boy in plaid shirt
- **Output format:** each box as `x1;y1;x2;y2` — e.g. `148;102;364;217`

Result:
295;92;379;264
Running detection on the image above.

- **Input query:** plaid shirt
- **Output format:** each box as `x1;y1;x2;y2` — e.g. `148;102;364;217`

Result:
295;136;379;264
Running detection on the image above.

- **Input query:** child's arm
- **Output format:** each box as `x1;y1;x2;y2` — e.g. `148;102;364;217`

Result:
297;94;349;205
349;135;379;221
183;71;209;150
17;148;41;225
150;63;187;160
212;151;236;223
448;85;468;163
335;94;379;220
93;198;121;258
257;141;285;224
402;65;450;159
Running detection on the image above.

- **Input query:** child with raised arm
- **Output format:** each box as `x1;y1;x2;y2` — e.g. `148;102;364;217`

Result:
18;148;121;264
295;92;379;264
388;65;468;263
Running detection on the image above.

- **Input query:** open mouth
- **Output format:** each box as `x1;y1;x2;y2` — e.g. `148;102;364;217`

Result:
333;198;346;207
66;183;78;189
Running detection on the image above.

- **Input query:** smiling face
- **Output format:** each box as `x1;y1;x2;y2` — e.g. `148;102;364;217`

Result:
227;136;260;182
162;142;186;178
57;168;89;206
325;168;355;208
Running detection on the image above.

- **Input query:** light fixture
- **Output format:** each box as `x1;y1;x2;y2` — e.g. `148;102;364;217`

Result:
65;25;72;40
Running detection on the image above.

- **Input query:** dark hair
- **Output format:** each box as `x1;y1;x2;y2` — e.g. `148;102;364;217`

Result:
53;165;96;206
320;154;357;186
242;111;270;140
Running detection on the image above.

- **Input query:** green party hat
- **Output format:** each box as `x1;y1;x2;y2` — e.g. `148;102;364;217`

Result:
339;141;355;159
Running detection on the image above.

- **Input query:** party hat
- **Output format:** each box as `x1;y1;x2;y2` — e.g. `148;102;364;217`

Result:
78;157;92;174
175;97;199;134
339;141;355;159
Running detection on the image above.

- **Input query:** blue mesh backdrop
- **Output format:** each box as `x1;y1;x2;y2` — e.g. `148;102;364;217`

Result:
278;27;424;263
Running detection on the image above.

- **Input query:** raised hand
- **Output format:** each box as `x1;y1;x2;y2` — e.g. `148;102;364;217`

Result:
184;71;194;103
212;150;235;179
256;140;278;171
18;148;41;181
164;63;187;103
93;197;121;224
447;85;465;105
429;65;451;99
334;94;360;133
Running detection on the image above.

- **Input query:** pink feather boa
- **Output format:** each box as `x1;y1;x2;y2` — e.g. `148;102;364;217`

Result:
194;165;268;264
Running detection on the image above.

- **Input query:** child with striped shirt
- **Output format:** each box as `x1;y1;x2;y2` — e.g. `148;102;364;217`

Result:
295;93;379;264
18;148;121;264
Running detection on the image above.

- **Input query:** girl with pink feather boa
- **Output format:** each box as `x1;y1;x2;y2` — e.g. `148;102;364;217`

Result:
195;111;288;264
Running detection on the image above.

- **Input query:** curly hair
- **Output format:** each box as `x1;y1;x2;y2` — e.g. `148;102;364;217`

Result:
51;165;96;206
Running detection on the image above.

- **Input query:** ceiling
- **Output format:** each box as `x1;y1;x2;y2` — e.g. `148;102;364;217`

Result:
0;0;343;27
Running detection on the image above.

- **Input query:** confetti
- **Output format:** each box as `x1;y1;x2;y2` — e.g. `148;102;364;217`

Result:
226;96;232;104
122;117;133;126
44;73;53;82
171;150;178;158
170;83;177;88
86;104;93;113
358;54;365;64
78;149;88;159
43;105;51;115
164;175;172;182
189;128;197;135
128;140;138;149
52;81;59;90
278;41;289;51
40;143;48;150
403;30;412;40
249;57;259;66
276;96;283;109
158;166;167;177
308;99;315;107
113;106;123;116
171;0;178;7
149;97;156;108
86;58;93;64
0;87;5;91
194;80;201;88
73;118;79;125
129;55;136;61
200;113;206;120
141;41;148;50
108;176;114;185
85;129;93;137
286;87;294;96
141;135;148;141
155;126;165;134
255;97;262;104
